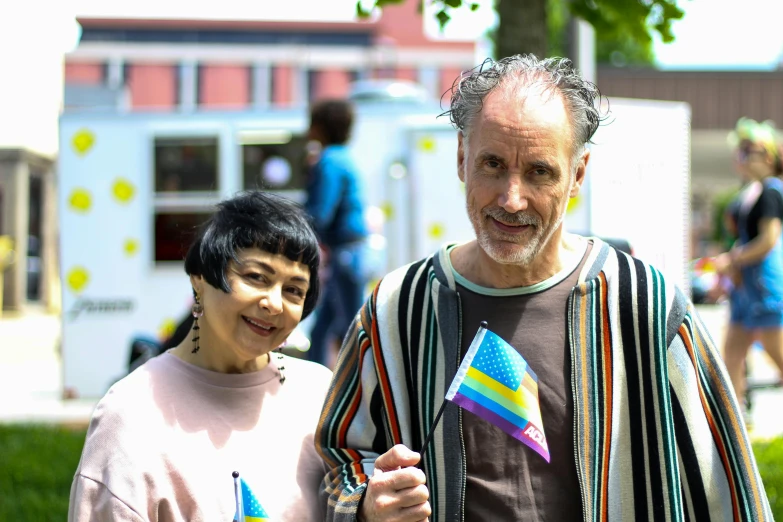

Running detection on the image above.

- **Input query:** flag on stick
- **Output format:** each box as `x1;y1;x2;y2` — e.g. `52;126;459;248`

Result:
445;323;550;462
232;471;270;522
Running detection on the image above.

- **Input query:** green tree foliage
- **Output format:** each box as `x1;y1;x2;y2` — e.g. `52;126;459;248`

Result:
357;0;684;64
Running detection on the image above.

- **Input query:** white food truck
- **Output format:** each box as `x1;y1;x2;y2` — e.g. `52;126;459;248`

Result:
58;84;691;397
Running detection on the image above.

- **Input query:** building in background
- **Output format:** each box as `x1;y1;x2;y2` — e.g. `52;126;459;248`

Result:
63;2;477;112
0;149;59;312
597;66;783;257
56;7;783;266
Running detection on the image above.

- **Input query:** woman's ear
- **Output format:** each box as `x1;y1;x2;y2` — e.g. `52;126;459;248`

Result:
189;274;204;298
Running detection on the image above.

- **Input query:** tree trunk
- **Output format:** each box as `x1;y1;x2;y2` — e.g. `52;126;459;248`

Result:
494;0;548;59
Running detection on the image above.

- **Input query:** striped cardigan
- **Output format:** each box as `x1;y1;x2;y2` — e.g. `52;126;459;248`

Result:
316;240;772;521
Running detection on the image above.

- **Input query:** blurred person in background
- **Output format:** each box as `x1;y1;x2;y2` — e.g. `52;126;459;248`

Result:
69;192;331;521
716;117;783;417
304;99;369;368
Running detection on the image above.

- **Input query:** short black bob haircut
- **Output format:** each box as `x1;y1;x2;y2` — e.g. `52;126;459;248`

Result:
184;191;321;320
309;99;354;145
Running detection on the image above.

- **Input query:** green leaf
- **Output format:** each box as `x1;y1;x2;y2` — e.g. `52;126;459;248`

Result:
355;0;371;18
444;0;462;7
470;2;480;11
436;9;451;28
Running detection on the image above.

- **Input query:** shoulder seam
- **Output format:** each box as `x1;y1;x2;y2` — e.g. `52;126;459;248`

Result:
74;473;146;521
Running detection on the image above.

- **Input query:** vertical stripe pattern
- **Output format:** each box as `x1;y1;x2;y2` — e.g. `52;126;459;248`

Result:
316;241;772;522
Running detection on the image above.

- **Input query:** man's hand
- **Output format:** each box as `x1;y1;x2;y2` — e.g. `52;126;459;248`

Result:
359;445;431;522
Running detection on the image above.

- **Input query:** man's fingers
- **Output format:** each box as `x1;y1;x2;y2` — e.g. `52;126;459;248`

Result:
399;500;432;522
374;444;421;472
371;467;427;492
396;484;430;509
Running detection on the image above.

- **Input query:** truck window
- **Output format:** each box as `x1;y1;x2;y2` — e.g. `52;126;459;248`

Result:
155;137;219;192
241;136;309;192
153;135;219;263
154;212;212;262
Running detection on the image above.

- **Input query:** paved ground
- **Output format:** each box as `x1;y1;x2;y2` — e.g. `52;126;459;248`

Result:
0;307;96;426
1;304;782;439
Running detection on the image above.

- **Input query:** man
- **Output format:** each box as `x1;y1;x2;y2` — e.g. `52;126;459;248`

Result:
305;99;369;367
316;55;771;521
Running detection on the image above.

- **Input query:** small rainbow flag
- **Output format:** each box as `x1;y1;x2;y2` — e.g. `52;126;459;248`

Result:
233;473;270;522
445;325;549;462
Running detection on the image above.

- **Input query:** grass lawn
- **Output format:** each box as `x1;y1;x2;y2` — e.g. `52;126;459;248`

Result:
1;424;782;520
0;424;87;521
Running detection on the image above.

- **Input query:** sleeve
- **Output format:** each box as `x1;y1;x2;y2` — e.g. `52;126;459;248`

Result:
667;303;773;521
304;154;344;238
315;289;392;522
754;186;783;221
69;475;145;522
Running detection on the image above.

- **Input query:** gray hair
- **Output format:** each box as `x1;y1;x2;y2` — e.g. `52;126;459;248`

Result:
445;55;606;156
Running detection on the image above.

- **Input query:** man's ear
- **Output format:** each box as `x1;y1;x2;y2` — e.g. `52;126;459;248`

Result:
570;149;589;198
457;131;466;182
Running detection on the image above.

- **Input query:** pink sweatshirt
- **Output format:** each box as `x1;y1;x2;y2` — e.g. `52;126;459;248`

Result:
69;352;332;521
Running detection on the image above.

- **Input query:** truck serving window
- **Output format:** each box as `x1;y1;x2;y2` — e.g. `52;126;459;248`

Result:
240;135;309;192
153;136;219;263
154;212;212;262
155;137;218;192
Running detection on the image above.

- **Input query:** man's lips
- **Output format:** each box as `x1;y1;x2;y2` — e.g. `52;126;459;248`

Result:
490;218;531;234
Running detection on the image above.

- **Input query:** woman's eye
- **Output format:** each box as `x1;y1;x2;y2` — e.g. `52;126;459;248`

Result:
245;273;265;282
286;287;305;298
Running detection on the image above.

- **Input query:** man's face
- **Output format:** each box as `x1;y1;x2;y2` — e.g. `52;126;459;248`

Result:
457;85;587;267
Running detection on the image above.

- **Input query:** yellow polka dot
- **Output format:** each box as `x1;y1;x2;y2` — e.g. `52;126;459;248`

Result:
72;129;95;156
66;267;90;294
381;202;395;220
68;188;92;213
428;222;445;240
112;178;135;204
123;239;139;257
159;318;178;340
417;136;436;152
567;195;581;213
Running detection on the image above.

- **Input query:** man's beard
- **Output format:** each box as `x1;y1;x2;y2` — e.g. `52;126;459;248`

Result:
468;204;565;266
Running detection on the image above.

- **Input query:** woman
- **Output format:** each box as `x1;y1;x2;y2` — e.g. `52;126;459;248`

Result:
69;191;331;521
717;118;783;416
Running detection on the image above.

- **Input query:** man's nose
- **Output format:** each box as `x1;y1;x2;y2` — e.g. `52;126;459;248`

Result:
498;177;528;213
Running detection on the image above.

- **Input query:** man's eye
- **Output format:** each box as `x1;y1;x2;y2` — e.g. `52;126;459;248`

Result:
486;160;503;169
532;168;549;176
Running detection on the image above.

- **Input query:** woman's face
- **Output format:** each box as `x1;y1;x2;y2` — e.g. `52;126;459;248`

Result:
735;140;774;181
192;248;310;366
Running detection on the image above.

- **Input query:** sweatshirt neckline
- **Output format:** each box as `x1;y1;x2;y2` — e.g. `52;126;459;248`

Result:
161;352;282;389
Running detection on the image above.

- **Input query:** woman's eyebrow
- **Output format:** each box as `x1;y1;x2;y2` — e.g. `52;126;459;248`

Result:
242;260;309;283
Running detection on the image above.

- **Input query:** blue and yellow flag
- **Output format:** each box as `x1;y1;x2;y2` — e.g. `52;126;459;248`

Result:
445;325;550;462
233;474;270;522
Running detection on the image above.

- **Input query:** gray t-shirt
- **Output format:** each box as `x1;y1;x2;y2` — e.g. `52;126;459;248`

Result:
452;241;591;522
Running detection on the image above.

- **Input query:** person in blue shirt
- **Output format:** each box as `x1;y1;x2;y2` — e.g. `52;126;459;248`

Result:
305;99;369;367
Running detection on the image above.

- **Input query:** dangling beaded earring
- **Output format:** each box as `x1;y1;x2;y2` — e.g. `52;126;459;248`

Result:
191;294;204;354
276;345;286;384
